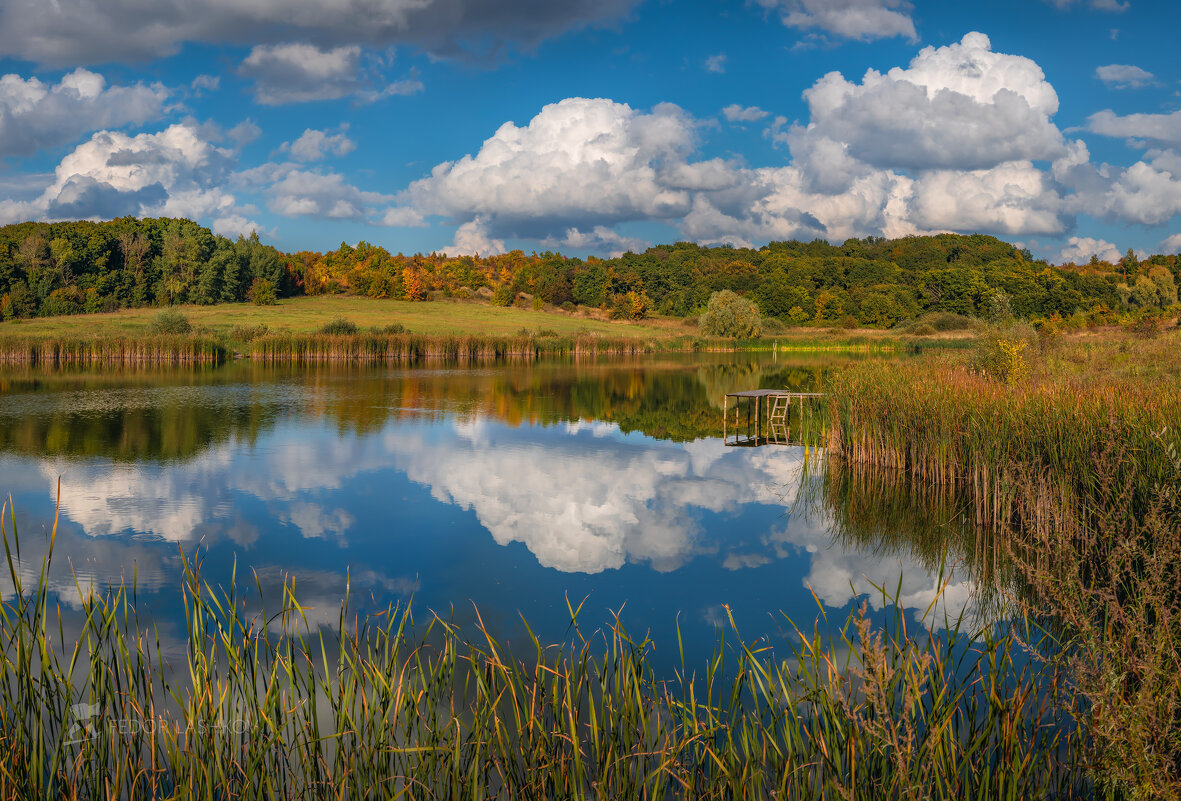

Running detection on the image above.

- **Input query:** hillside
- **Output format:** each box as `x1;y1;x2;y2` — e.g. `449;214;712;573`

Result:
1;218;1177;329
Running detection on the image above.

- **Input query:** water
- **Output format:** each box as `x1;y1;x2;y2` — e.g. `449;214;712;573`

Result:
0;355;982;669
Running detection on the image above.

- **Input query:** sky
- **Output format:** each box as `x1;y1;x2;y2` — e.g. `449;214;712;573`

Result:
0;0;1178;263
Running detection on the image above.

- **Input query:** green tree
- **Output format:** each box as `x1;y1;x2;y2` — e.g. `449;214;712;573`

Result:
700;290;762;338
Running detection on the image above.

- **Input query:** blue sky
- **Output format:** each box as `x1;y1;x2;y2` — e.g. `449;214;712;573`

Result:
0;0;1178;263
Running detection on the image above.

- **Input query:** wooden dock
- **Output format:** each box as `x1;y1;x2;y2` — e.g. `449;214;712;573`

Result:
723;390;825;446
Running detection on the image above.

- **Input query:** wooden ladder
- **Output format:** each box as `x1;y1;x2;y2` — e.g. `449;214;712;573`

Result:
768;394;790;444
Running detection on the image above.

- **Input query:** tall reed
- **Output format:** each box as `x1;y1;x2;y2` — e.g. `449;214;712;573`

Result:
0;335;227;365
0;497;1088;799
823;349;1179;532
250;332;656;364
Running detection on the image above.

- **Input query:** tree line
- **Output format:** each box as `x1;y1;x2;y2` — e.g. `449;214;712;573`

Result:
1;218;1177;328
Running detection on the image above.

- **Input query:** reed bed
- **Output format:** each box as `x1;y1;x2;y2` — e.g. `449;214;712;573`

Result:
0;500;1088;800
823;351;1179;532
0;335;227;365
250;332;658;364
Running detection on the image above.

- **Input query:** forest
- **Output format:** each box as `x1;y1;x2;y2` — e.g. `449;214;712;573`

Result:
1;217;1178;328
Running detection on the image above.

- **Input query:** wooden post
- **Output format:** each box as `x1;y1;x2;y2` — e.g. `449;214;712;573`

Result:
723;394;727;443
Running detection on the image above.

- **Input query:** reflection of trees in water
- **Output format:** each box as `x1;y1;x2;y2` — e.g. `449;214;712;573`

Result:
0;355;856;463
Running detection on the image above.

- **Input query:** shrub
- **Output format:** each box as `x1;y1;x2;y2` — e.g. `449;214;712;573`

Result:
840;315;859;330
532;296;546;311
490;284;514;307
699;290;762;338
1035;314;1063;348
318;317;358;335
372;323;406;334
150;309;192;335
40;287;84;317
560;301;575;312
229;324;269;342
926;312;978;332
247;278;277;306
973;321;1037;383
760;316;787;335
1124;311;1165;339
911;323;937;336
608;290;653;321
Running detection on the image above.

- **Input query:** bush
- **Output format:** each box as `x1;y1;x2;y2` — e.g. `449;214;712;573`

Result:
318;317;358;335
1035;313;1063;348
40;287;84;317
247;278;277;306
911;323;936;336
371;323;406;334
760;316;787;335
1124;310;1165;339
229;324;268;342
490;284;514;307
840;315;859;330
532;296;546;311
150;309;192;335
699;290;762;338
560;301;575;312
608;291;653;321
973;321;1037;383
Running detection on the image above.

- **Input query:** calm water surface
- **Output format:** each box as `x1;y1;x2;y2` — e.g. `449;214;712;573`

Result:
0;355;982;669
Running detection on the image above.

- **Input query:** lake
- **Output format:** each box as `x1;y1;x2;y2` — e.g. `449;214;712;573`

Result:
0;354;984;671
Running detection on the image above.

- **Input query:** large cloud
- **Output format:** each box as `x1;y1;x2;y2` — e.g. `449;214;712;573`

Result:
0;69;168;158
405;98;704;236
794;33;1064;174
0;0;639;66
0;124;242;225
400;34;1089;251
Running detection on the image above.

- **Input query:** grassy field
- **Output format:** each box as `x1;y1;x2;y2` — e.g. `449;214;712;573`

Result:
0;295;988;343
0;296;685;340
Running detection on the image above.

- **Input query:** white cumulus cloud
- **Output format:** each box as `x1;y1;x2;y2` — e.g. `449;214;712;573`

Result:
280;126;357;161
795;32;1064;174
1058;236;1120;263
0;69;168;158
406;97;702;238
267;169;393;220
442;217;506;256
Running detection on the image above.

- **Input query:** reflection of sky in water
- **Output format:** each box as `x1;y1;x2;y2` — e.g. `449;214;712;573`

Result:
0;370;976;667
